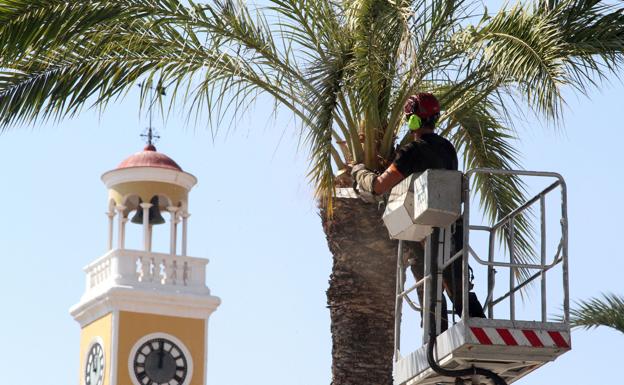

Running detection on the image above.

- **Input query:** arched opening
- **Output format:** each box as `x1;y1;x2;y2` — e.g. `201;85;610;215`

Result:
113;193;179;254
149;193;175;255
122;194;143;251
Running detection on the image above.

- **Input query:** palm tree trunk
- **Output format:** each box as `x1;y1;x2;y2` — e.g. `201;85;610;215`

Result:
321;196;398;385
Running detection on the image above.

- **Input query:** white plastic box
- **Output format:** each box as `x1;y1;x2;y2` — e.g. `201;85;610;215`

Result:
382;169;462;241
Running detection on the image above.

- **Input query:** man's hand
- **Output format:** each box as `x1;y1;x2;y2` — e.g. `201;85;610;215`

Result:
351;164;375;193
351;164;382;203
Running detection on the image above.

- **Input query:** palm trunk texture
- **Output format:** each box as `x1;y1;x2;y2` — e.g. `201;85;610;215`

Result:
321;196;398;385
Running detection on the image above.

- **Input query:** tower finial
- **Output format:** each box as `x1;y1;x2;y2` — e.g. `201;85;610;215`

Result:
141;126;160;147
138;81;166;148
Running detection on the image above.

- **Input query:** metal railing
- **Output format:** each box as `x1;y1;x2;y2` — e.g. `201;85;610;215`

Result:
393;168;569;361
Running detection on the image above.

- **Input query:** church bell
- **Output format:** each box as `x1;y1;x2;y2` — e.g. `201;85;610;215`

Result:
131;196;166;225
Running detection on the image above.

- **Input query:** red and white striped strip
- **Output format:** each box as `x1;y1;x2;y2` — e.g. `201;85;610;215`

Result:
470;327;570;349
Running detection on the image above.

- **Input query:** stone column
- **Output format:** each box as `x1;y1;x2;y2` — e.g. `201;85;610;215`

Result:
107;210;115;251
181;213;190;256
140;202;153;252
168;206;179;255
116;205;126;249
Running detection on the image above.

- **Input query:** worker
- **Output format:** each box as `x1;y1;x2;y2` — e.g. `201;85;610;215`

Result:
351;93;485;329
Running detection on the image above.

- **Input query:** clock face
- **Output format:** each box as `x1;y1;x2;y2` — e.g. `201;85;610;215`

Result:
84;342;105;385
132;338;188;385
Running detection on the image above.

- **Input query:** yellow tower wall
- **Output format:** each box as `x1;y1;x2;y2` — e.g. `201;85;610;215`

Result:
116;311;206;385
79;313;114;385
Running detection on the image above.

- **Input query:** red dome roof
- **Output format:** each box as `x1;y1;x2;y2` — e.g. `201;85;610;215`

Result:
116;145;182;171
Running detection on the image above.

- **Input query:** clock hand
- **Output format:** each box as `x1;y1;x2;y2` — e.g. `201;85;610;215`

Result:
158;343;164;369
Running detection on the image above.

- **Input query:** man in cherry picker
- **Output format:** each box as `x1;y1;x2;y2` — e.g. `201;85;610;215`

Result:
352;93;485;329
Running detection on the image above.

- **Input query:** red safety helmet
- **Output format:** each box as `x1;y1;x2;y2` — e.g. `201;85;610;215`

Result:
403;93;440;119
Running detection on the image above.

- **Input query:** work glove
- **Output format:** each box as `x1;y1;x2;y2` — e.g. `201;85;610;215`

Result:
351;164;382;203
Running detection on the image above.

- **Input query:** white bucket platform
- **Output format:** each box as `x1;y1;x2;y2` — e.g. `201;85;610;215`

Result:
385;169;571;385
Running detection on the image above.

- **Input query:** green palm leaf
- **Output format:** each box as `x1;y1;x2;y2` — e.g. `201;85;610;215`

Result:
2;0;624;277
445;93;535;281
570;293;624;334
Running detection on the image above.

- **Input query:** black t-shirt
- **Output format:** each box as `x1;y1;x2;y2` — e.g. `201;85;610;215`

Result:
393;133;458;176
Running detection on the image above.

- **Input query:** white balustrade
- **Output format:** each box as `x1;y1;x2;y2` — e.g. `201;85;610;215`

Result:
87;258;112;289
183;261;190;286
83;249;209;294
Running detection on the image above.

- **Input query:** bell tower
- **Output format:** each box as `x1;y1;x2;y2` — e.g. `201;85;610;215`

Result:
70;144;220;385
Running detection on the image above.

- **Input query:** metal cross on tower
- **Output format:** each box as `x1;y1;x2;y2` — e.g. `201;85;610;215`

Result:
138;81;166;146
141;126;160;146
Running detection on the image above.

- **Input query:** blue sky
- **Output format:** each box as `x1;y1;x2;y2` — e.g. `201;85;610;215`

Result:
1;3;624;385
2;82;623;385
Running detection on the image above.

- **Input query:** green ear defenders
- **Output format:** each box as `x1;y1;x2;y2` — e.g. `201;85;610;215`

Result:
408;114;422;131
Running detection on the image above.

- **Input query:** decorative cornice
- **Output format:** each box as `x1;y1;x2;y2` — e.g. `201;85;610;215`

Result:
70;286;221;327
101;167;198;191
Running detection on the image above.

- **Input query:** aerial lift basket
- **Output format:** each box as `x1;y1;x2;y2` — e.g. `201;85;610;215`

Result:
383;169;570;385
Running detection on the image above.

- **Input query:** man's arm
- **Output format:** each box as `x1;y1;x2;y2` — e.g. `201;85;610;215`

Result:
373;164;405;194
351;163;406;196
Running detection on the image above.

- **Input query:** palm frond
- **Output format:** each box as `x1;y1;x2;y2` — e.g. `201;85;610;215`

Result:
379;0;470;159
570;293;624;334
549;0;624;90
0;0;189;63
446;94;536;282
303;34;353;210
2;0;624;232
0;0;313;129
343;0;409;168
456;3;569;120
268;0;341;60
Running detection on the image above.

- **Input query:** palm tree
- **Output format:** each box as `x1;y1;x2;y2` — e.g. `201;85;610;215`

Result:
2;1;624;383
571;293;624;334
